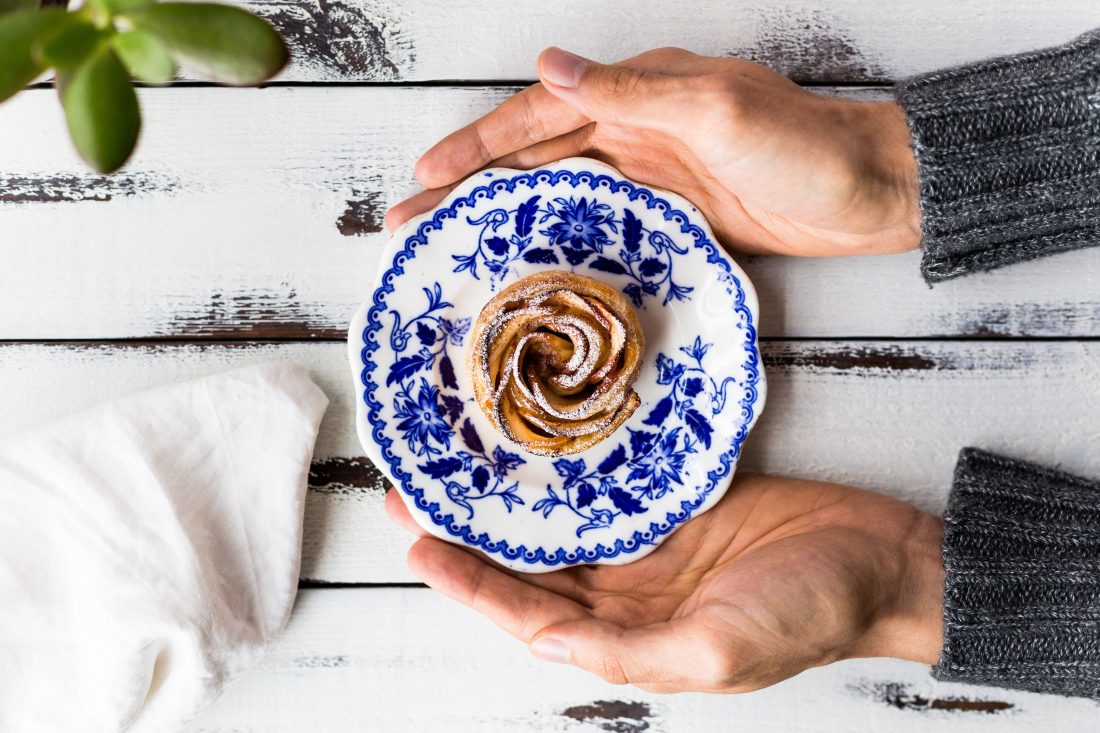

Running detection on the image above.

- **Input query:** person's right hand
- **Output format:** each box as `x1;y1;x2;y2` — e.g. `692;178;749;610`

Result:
388;47;922;258
386;473;945;693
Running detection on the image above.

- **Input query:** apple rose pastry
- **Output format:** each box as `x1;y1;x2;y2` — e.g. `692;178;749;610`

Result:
468;271;645;457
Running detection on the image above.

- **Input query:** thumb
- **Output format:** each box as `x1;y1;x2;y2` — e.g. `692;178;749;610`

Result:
529;616;731;690
537;47;691;133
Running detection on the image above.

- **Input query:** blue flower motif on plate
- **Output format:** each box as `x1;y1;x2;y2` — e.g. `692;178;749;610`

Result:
385;285;525;514
452;190;694;306
541;196;616;251
392;377;451;457
532;340;733;536
351;159;765;573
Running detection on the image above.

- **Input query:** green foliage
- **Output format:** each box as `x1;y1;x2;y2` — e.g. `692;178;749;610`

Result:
112;30;174;83
59;46;141;174
0;9;71;103
0;0;288;173
36;19;104;69
89;0;155;13
126;4;288;85
0;0;39;14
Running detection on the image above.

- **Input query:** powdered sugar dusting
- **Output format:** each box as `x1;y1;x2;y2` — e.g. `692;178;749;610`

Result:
467;271;645;456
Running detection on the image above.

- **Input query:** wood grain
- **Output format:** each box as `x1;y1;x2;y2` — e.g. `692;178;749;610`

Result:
1;86;1098;340
2;339;1096;584
182;588;1100;732
226;0;1100;83
3;3;1097;727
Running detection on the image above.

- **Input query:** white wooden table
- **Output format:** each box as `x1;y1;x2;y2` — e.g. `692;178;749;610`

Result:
3;1;1100;730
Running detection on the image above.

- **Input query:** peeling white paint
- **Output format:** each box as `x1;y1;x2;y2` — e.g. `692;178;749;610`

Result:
1;87;1097;339
1;340;1096;583
229;0;1100;82
185;589;1100;732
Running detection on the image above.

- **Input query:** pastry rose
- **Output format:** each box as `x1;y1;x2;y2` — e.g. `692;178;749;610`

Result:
468;271;645;457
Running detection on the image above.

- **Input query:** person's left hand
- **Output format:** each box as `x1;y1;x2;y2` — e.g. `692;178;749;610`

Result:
385;473;944;693
385;47;920;258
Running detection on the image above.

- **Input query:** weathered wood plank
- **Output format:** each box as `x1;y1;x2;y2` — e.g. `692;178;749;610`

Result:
2;340;1096;584
228;0;1100;83
183;588;1100;731
2;86;1098;339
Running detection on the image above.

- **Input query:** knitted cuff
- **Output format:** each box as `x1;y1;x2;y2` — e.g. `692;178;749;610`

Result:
896;30;1100;283
934;448;1100;698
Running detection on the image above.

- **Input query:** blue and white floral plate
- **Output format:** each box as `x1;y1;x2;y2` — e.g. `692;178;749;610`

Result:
349;158;765;573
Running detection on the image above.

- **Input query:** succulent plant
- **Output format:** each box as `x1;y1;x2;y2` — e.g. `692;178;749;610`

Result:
0;0;288;173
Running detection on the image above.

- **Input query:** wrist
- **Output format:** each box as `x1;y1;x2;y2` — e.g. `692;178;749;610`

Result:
872;102;922;251
868;511;946;664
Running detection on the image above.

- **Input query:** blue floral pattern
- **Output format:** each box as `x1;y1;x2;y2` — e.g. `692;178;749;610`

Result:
542;196;615;250
420;419;526;519
392;377;452;457
453;193;694;306
388;285;524;513
532;340;734;537
389;294;726;536
385;283;471;391
357;164;764;571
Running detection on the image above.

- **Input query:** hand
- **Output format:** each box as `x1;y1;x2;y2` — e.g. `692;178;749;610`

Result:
385;473;945;693
387;47;921;257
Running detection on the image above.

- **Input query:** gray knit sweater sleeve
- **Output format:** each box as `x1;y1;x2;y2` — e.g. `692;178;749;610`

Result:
895;30;1100;282
935;448;1100;697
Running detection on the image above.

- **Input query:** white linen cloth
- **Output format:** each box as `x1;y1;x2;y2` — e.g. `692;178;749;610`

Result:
0;363;328;733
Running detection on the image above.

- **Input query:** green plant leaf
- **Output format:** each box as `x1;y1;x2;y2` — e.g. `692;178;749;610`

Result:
125;3;288;85
0;9;71;103
58;47;141;173
88;0;155;14
112;29;174;82
34;20;104;69
0;0;39;16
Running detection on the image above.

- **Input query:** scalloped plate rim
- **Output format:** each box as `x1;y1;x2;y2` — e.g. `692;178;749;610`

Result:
348;157;766;572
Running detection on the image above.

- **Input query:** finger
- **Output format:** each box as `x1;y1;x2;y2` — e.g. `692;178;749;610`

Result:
415;83;590;189
488;125;595;172
383;487;429;537
537;47;708;134
627;45;777;82
414;46;719;190
634;681;685;695
491;561;593;607
388;489;590;602
392;129;590;234
529;615;722;688
385;185;455;233
407;537;590;642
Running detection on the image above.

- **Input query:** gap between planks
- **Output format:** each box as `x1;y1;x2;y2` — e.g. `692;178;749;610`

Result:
3;339;1097;584
183;587;1097;732
3;85;1099;340
127;0;1100;84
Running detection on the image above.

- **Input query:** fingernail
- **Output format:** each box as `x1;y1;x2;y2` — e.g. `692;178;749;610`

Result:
541;47;589;88
530;636;571;664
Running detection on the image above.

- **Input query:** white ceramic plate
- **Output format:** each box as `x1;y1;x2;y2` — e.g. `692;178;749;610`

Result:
349;158;765;572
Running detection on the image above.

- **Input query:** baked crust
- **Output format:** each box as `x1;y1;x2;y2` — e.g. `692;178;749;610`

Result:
467;271;645;457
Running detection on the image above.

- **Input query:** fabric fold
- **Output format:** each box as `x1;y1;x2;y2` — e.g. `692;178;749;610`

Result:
0;363;328;732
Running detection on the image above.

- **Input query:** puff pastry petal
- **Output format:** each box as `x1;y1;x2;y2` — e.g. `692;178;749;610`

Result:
468;271;645;457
